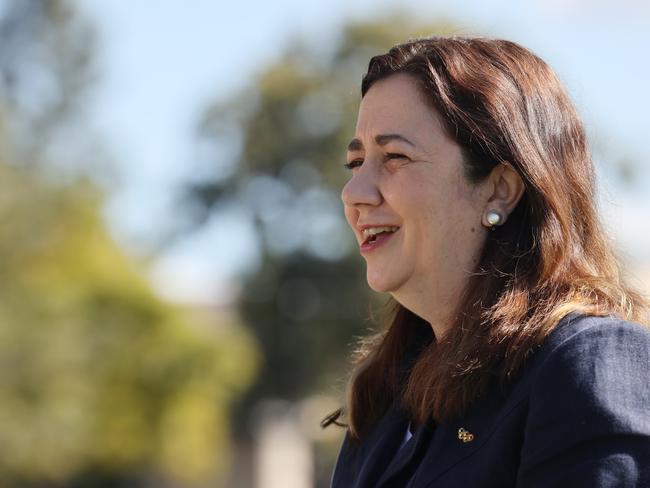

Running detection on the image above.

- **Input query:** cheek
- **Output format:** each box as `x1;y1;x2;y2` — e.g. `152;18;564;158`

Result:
451;167;486;210
383;177;416;210
397;179;446;222
407;183;472;240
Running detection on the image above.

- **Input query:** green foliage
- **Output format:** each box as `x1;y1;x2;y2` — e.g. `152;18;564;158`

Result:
0;162;259;486
0;161;260;487
185;15;460;434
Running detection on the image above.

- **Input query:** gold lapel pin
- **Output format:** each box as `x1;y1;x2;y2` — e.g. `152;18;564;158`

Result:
458;427;475;443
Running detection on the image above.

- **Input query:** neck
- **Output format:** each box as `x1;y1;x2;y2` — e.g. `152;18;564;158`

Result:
391;290;455;341
390;271;470;341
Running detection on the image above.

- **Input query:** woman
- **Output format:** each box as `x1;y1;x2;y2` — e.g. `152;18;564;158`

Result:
323;36;650;487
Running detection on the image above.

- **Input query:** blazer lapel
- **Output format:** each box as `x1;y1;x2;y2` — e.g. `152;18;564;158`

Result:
411;315;582;484
351;402;411;488
408;380;527;484
412;421;481;482
376;421;433;487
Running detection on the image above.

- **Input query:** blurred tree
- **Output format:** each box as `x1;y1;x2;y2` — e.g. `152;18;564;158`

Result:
0;1;260;487
184;13;459;442
0;0;106;175
0;162;259;488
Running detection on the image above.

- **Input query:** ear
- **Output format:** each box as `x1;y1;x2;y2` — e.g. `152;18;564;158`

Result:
482;162;525;226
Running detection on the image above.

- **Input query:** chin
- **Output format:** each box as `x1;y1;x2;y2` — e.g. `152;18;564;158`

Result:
367;281;391;293
365;269;402;294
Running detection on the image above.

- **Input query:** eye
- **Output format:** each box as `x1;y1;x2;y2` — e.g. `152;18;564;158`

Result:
344;159;363;170
385;153;407;161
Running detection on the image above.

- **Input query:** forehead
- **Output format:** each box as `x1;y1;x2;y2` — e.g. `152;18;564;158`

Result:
355;73;444;144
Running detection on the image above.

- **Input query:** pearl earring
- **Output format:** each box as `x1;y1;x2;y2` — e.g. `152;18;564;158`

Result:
485;211;502;228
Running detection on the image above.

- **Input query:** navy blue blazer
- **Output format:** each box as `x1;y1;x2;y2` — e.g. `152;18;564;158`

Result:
331;314;650;487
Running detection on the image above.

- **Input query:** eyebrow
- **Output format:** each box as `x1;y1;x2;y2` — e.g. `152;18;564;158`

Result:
346;133;416;152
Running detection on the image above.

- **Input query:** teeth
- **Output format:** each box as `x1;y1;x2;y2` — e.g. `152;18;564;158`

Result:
362;226;399;238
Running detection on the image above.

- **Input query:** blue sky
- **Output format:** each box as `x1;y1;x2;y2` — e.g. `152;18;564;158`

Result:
78;0;650;304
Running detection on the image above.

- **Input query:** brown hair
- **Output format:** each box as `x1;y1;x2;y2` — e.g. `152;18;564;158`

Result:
322;36;649;440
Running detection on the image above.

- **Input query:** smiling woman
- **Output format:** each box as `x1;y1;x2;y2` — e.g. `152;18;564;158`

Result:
323;36;650;488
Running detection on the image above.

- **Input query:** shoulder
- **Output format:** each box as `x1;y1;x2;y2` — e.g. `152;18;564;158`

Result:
542;312;650;354
528;313;650;427
517;314;650;486
531;313;650;400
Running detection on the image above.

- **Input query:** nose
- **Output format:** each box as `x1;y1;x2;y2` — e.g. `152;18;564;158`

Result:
341;164;382;209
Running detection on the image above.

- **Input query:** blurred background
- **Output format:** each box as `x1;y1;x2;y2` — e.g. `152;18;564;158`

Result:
0;0;648;487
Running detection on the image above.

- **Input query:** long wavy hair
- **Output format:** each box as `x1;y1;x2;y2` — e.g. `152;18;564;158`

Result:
322;36;649;441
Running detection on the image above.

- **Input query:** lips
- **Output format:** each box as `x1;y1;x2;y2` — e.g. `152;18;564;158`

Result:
363;229;397;244
359;226;400;252
359;225;399;240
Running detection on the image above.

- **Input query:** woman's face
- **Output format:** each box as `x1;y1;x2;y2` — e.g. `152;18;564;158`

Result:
342;74;492;319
